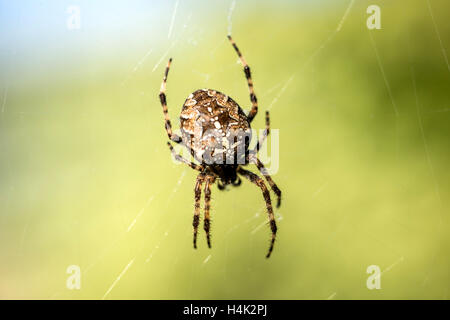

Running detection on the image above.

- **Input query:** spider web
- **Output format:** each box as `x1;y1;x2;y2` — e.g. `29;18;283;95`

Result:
94;0;358;300
2;0;448;300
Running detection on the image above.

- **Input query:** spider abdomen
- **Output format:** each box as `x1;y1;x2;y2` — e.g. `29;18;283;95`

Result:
180;89;251;164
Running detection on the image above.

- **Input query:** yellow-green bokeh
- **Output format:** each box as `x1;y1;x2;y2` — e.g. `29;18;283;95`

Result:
0;0;449;299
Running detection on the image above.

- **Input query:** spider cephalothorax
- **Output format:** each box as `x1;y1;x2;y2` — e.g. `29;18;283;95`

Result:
158;35;282;258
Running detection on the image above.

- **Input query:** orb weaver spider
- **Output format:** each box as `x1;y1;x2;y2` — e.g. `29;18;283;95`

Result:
158;36;282;258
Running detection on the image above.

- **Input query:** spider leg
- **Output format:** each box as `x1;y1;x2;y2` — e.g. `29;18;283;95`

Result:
253;111;270;153
238;167;277;258
251;156;282;208
159;58;183;144
167;142;203;172
227;35;259;123
217;180;226;190
193;173;206;249
203;175;216;248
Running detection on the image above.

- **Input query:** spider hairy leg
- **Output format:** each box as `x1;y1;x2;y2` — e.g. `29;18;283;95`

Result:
203;176;215;248
159;58;182;144
252;156;282;208
238;168;277;258
193;174;206;249
254;111;270;153
227;35;258;123
167;142;203;171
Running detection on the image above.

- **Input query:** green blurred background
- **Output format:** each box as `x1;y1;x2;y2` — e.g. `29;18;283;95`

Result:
0;0;449;299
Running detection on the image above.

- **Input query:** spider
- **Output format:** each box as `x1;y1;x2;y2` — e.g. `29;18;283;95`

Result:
158;35;282;258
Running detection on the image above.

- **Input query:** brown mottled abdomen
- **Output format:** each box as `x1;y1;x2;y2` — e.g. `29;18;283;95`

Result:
180;89;251;164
